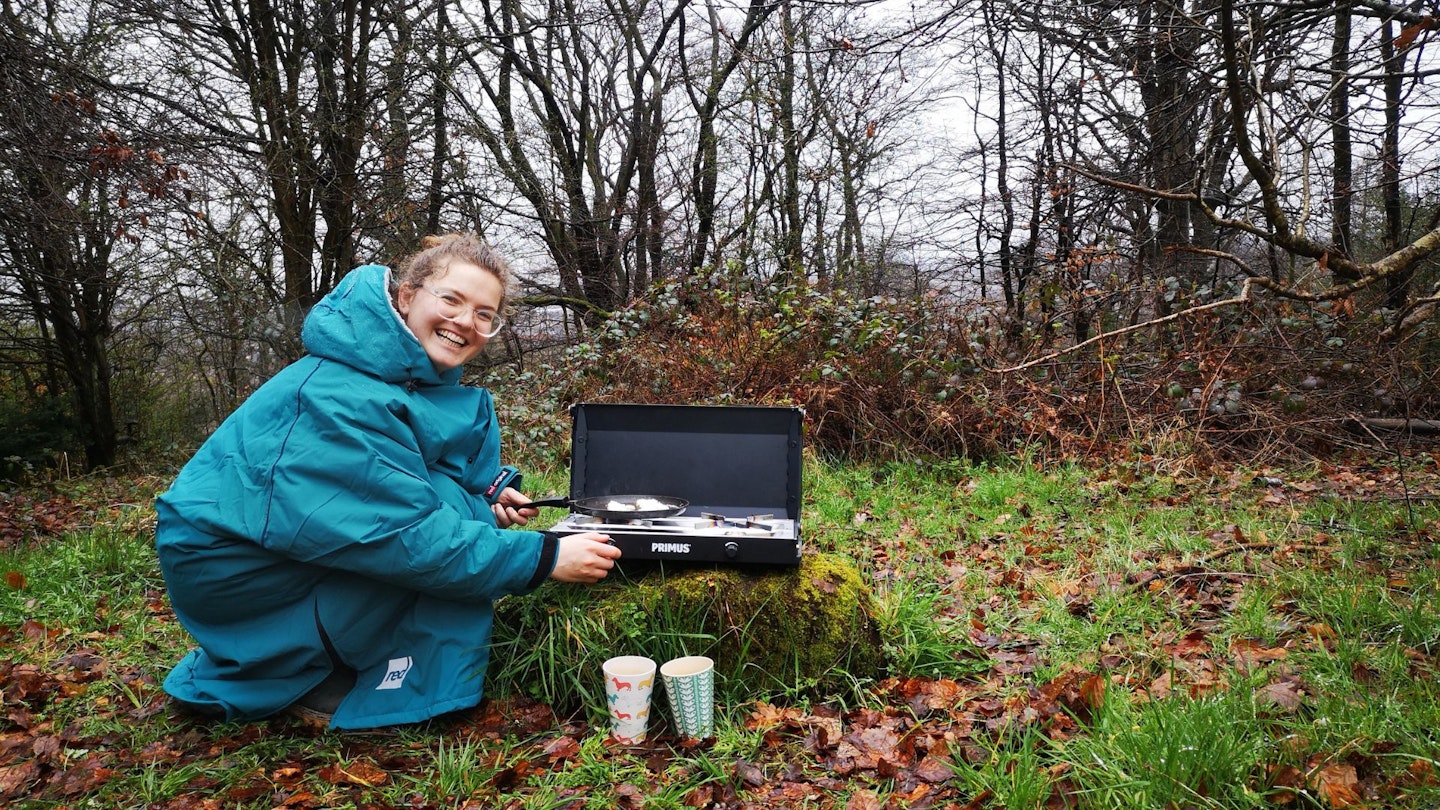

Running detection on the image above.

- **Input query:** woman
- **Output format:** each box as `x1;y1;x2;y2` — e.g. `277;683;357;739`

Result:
155;234;617;730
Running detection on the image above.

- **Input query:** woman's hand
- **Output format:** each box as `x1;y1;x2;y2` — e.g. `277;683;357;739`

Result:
492;486;539;528
549;533;621;583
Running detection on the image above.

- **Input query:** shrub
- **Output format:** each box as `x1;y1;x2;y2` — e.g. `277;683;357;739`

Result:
499;272;998;461
489;268;1440;466
0;395;77;482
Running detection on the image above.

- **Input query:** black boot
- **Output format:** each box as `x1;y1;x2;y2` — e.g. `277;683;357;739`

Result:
295;665;357;714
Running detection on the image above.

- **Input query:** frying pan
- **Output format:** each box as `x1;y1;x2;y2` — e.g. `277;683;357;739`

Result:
526;494;689;521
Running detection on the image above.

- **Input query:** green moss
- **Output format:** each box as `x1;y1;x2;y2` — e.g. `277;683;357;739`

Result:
632;553;882;688
490;553;883;710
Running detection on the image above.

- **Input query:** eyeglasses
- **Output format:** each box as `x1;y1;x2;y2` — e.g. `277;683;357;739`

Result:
421;287;506;337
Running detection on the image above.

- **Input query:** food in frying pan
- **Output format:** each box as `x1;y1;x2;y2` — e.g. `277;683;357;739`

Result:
607;497;671;511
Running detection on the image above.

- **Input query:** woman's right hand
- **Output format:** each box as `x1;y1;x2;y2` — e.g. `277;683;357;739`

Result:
549;533;621;583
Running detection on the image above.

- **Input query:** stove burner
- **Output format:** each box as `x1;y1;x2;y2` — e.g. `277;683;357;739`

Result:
549;507;799;562
556;513;788;537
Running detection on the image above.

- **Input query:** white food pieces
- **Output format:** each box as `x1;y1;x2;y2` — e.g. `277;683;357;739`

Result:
604;497;670;511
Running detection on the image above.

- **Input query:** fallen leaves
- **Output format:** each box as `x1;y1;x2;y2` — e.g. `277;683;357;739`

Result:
4;462;1439;808
1231;638;1289;672
1253;678;1305;712
317;759;389;787
541;734;581;762
744;694;971;804
1314;763;1362;807
0;492;89;549
740;670;1121;806
0;761;41;798
733;758;766;787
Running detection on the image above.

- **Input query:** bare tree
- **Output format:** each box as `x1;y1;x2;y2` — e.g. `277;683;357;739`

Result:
996;0;1440;368
680;1;945;296
1330;1;1356;275
1211;0;1440;318
442;0;693;320
801;6;939;296
114;0;435;349
0;3;182;467
681;0;779;278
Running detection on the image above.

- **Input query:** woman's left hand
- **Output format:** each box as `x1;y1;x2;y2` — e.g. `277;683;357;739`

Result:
492;487;539;528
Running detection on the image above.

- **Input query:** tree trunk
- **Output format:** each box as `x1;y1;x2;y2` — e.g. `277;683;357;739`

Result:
776;1;804;285
1380;19;1409;309
981;3;1021;343
427;2;449;237
686;0;778;275
1329;2;1355;275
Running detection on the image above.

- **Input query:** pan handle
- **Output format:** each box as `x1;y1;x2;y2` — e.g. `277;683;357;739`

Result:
524;495;572;510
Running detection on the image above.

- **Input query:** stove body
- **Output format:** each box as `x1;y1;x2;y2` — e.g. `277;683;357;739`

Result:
545;403;803;565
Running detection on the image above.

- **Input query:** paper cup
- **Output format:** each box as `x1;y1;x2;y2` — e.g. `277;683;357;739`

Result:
602;655;656;743
660;655;715;739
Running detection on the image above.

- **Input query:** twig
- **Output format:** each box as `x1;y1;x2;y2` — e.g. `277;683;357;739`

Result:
987;279;1258;374
1192;543;1276;565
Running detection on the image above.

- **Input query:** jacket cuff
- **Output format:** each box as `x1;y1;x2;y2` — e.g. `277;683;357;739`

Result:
483;465;523;504
526;531;560;589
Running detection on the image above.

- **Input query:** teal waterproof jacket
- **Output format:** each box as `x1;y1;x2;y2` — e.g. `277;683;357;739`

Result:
155;264;555;729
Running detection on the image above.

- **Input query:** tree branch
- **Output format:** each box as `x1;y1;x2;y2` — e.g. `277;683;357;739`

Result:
988;278;1261;374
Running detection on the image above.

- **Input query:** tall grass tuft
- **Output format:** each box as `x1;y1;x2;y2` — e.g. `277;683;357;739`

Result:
951;724;1060;808
871;577;987;680
1065;687;1275;808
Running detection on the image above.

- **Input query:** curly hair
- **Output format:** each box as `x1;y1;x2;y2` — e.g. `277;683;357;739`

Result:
393;233;516;312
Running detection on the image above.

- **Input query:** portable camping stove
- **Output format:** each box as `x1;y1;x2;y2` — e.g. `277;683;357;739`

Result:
544;403;804;565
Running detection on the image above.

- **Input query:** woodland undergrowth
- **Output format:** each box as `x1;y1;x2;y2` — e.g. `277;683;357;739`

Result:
485;272;1440;472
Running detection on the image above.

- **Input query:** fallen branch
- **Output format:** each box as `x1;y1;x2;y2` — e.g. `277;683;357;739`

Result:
987;279;1259;374
1344;417;1440;435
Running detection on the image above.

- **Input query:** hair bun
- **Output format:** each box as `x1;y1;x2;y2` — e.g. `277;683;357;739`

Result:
393;232;513;309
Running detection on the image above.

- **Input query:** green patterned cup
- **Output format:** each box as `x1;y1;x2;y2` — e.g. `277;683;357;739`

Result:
660;655;715;739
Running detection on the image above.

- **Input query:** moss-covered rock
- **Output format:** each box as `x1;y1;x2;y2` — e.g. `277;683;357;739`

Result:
489;553;883;713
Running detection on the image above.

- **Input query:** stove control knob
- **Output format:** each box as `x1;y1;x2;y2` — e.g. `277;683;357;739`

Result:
724;541;739;559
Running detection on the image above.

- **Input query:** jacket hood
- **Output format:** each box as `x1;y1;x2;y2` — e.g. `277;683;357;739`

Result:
301;264;462;387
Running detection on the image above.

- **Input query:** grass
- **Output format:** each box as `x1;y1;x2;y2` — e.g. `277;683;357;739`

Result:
3;451;1440;807
1065;686;1275;808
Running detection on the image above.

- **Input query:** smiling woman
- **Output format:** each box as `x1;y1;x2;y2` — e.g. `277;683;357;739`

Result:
396;256;506;369
151;232;619;731
391;235;516;367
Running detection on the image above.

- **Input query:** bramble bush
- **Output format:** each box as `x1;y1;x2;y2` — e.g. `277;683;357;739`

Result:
491;271;1001;462
489;270;1440;465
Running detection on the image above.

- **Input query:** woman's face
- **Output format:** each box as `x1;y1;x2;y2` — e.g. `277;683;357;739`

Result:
395;260;505;371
